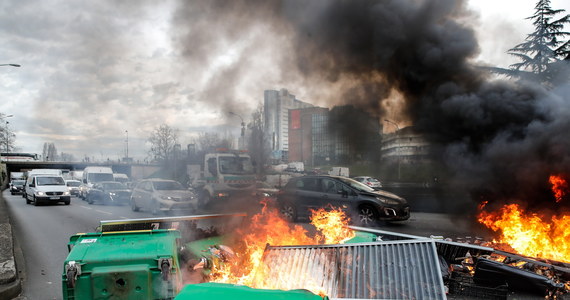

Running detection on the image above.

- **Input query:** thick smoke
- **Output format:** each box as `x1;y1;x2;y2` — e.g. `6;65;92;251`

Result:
172;0;570;211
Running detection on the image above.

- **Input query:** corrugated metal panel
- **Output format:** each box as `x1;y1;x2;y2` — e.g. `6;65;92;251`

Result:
262;240;446;299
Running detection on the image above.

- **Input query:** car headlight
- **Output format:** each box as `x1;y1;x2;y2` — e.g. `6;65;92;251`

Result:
36;191;45;196
376;197;401;205
160;195;173;200
109;192;116;196
63;191;70;196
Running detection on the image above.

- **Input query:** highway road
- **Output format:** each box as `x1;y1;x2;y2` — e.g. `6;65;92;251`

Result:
4;191;157;300
3;190;488;299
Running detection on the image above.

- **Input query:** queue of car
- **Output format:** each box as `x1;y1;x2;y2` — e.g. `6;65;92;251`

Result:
9;168;406;225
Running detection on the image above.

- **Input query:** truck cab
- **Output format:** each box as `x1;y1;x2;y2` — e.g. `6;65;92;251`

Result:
189;149;256;206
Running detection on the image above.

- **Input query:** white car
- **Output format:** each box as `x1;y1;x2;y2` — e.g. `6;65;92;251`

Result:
65;180;82;197
353;176;383;190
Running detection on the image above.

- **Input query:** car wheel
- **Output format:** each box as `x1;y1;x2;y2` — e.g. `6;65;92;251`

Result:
357;205;378;226
130;197;140;212
198;191;211;209
87;194;94;205
33;196;40;206
64;198;71;205
25;196;31;204
279;202;297;222
151;200;160;215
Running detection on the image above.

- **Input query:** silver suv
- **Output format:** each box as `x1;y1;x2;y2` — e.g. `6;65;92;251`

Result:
130;179;198;215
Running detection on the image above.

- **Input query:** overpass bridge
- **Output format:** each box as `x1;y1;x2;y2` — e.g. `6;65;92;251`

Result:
3;161;160;181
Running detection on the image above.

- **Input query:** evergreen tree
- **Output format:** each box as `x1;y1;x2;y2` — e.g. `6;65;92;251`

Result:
507;0;570;83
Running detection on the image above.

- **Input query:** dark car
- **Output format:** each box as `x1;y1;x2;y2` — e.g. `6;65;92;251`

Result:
86;181;131;205
9;179;25;195
277;175;409;226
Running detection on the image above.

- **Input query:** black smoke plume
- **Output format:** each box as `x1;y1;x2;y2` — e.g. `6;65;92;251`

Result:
172;0;570;212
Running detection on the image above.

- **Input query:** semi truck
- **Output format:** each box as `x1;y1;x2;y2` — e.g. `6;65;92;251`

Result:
187;148;256;209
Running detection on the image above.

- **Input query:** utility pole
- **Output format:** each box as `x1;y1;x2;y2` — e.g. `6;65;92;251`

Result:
125;130;129;162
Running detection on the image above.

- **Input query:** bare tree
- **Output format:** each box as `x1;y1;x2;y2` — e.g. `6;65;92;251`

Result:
0;114;16;153
195;132;231;152
247;104;270;176
148;124;179;162
42;142;58;161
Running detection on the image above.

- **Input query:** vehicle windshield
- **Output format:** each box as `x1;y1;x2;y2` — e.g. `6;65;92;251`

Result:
102;182;127;190
219;156;254;175
37;176;65;186
12;180;25;186
337;177;375;192
66;181;81;187
88;173;115;183
153;181;184;191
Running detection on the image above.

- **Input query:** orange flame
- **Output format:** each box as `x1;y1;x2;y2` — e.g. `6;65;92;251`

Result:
549;175;568;203
478;203;570;263
208;202;354;296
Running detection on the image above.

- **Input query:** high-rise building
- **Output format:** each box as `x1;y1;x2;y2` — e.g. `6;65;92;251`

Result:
264;89;313;161
288;105;381;167
288;107;329;166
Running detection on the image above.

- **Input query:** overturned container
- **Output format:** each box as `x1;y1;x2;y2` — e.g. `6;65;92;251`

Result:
62;214;245;300
62;229;182;300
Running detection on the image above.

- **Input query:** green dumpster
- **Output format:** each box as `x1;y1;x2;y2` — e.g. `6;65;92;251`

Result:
174;282;328;300
62;229;182;300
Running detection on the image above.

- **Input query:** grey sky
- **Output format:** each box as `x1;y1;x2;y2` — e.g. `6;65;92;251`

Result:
0;0;568;161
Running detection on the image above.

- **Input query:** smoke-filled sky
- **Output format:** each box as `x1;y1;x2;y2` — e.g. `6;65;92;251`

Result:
0;0;568;165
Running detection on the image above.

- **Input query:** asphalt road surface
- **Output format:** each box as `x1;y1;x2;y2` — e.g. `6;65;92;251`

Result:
4;190;488;299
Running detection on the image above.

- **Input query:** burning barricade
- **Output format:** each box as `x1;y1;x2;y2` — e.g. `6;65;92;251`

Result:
62;197;569;300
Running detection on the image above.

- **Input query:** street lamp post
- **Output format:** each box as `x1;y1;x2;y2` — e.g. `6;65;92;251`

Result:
229;111;245;149
384;119;401;180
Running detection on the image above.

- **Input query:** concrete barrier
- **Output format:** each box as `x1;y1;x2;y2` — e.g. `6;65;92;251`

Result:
0;192;21;300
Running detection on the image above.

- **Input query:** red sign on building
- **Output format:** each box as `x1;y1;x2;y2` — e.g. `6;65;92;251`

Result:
290;109;301;130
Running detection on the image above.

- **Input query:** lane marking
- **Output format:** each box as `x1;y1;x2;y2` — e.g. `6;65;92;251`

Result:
79;206;92;210
95;209;113;215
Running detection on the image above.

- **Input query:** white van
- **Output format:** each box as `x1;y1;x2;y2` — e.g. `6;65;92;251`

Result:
80;167;114;199
22;169;64;199
26;168;63;178
25;174;71;206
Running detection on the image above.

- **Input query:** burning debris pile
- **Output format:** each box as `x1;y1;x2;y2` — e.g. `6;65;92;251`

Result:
176;201;569;299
